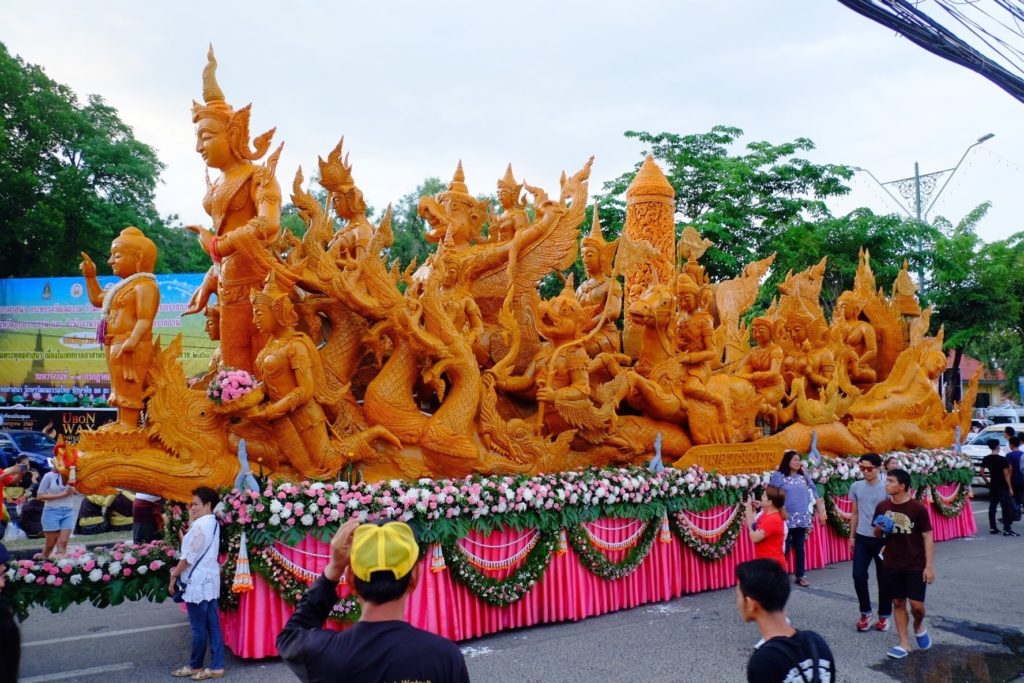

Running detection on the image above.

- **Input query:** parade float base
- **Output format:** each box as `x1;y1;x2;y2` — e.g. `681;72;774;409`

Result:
217;470;974;659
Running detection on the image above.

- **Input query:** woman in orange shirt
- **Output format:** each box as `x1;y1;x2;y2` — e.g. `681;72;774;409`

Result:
745;486;788;571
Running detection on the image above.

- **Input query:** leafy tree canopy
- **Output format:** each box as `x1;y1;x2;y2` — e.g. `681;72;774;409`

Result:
0;41;176;277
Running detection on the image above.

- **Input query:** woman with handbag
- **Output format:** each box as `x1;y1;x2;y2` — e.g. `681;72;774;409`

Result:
770;450;826;587
168;487;225;680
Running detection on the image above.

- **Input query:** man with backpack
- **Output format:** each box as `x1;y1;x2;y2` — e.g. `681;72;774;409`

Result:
735;558;836;682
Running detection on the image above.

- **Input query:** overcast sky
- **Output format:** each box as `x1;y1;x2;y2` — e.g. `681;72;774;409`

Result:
3;1;1023;244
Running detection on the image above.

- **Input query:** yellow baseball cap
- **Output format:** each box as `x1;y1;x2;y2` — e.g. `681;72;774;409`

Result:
350;522;419;582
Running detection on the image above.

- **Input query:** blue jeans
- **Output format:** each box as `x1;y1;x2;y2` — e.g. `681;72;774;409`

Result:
783;527;808;578
852;534;891;617
187;599;225;670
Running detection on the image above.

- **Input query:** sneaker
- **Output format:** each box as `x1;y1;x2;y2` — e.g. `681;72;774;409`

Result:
991;529;1001;534
915;630;932;650
887;645;909;659
1004;530;1020;537
875;616;891;632
856;614;872;632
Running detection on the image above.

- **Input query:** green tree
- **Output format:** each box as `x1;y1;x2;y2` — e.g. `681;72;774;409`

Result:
148;215;210;274
385;177;445;271
595;126;853;280
768;208;938;309
925;203;1019;404
0;42;165;277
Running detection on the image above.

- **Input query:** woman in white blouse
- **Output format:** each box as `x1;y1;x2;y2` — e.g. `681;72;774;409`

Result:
168;487;224;680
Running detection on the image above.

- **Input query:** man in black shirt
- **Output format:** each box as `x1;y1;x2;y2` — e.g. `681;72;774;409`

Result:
981;438;1017;536
277;519;470;683
736;559;835;682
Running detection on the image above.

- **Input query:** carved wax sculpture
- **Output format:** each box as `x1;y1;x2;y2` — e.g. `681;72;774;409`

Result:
734;316;786;431
320;138;374;264
187;46;283;373
491;164;529;242
622;156;675;358
576;205;622;357
80;227;160;430
71;56;979;499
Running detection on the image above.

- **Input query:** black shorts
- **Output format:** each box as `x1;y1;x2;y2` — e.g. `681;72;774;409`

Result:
886;568;927;602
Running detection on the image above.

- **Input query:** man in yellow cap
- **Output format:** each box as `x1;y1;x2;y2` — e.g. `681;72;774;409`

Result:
277;519;470;682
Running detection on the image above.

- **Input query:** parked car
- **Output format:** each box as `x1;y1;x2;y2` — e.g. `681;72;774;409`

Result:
962;422;1024;486
984;402;1024;424
0;430;55;475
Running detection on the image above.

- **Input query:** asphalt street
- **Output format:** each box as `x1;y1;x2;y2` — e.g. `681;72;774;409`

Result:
15;494;1024;683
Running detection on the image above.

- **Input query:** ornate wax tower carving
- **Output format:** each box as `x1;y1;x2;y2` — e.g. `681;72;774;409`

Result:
622;155;676;358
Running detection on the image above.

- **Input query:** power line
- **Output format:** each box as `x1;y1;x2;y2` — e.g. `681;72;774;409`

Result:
836;0;1024;103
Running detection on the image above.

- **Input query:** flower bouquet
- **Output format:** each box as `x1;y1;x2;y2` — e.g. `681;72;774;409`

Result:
207;368;264;413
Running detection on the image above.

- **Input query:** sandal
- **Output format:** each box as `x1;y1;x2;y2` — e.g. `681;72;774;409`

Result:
171;667;200;678
191;670;225;680
795;577;810;587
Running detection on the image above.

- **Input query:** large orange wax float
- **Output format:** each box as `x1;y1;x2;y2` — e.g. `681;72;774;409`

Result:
72;49;976;501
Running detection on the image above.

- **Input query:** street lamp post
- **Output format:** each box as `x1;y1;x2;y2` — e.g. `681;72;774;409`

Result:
851;133;994;291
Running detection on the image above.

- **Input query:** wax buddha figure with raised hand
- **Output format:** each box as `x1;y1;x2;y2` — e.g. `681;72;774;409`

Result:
186;47;283;373
734;316;786;431
234;272;341;477
575;205;622;357
80;228;161;431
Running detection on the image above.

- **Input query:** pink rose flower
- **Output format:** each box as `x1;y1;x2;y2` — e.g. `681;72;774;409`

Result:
54;577;63;587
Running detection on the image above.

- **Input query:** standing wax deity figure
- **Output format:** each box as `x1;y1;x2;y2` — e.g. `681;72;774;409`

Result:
186;47;283;373
80;227;160;430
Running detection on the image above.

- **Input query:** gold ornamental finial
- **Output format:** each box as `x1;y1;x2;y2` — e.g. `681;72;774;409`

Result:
676;273;701;296
626;155;675;201
497;163;521;192
202;45;226;104
449;160;469;194
582;204;605;248
318;137;355;192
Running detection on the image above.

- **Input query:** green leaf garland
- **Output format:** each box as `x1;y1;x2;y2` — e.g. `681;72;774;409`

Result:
667;505;745;561
566;519;660;580
929;483;970;518
442;529;558;607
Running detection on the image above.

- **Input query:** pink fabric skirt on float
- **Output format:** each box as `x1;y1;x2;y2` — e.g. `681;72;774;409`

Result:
219;499;976;659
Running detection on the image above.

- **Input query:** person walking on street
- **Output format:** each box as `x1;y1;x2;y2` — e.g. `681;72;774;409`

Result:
745;487;788;572
1005;435;1023;515
770;450;825;587
849;453;892;632
981;438;1017;536
874;468;935;659
278;519;470;683
168;487;224;681
735;558;836;683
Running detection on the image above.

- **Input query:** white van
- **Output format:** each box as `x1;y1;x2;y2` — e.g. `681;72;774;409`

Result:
985;402;1024;424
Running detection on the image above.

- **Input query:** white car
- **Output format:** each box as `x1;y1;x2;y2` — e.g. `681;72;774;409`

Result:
962;422;1024;486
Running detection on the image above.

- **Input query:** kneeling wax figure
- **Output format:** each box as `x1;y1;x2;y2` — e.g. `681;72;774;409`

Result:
277;519;470;683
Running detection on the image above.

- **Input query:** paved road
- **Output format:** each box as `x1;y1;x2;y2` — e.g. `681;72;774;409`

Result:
16;495;1024;682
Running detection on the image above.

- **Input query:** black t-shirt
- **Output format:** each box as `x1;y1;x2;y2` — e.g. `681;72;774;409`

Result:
278;576;470;683
747;630;835;683
982;453;1011;492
